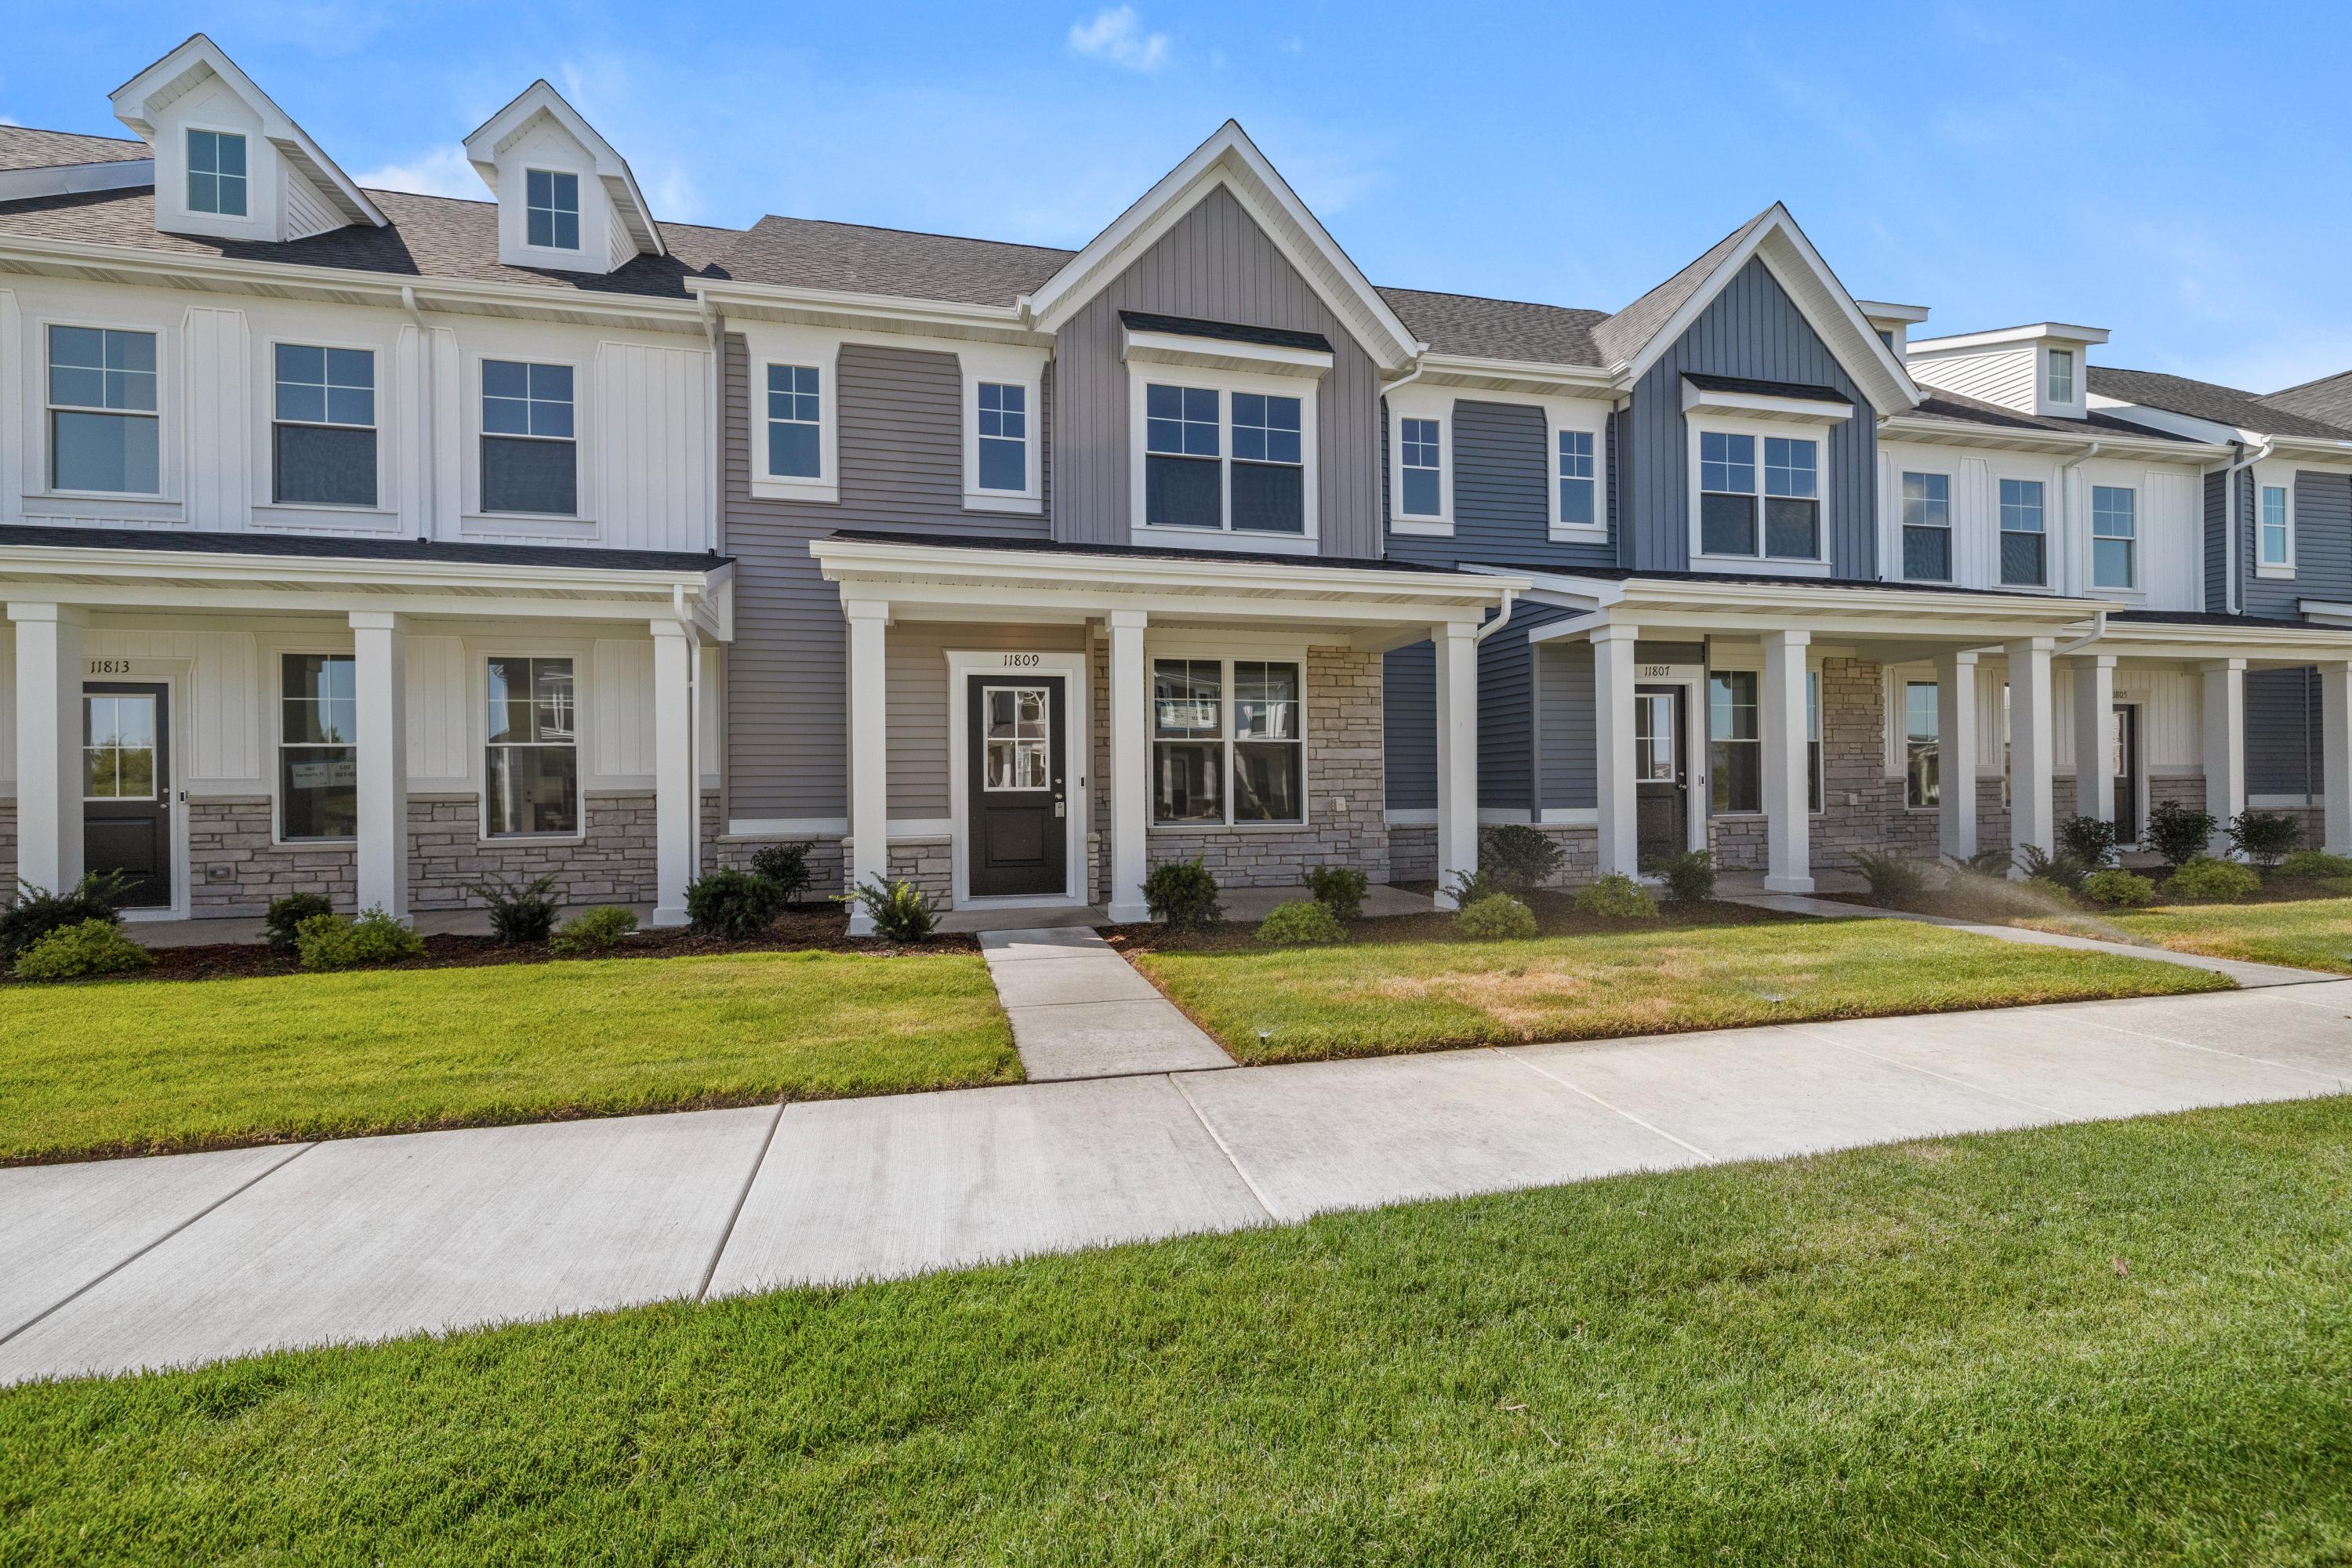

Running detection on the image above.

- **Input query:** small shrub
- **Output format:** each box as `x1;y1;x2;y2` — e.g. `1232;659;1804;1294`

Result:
1660;849;1715;903
2017;844;2091;893
2021;876;2078;906
855;878;937;943
296;906;425;972
2277;848;2352;882
749;842;816;903
2057;815;2120;870
2080;869;2158;908
1851;848;1931;903
471;874;557;945
0;871;132;965
1573;873;1660;922
1257;899;1346;946
685;869;787;941
1303;865;1368;923
264;892;335;956
2146;800;2218;868
550;905;638;957
2227;810;2303;869
1143;858;1222;931
1947;846;2013;877
12;918;152;981
1456;893;1537;940
2161;855;2261;905
1444;869;1508;909
1482;824;1564;896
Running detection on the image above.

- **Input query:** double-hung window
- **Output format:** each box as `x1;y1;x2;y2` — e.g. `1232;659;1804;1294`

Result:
2091;486;2136;588
1708;670;1761;814
1699;432;1819;560
1998;479;2046;586
526;169;579;250
273;344;376;507
481;360;575;515
485;657;578;837
2046;349;2075;405
1151;657;1304;825
1230;394;1305;532
281;654;358;841
48;325;158;494
1399;416;1442;518
1145;384;1306;535
976;381;1026;492
768;365;822;479
1904;681;1939;808
1558;428;1597;528
187;129;247;216
1901;471;1951;581
2259;483;2292;570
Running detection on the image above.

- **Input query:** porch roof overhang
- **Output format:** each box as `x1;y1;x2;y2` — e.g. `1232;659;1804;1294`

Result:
0;526;734;639
2087;609;2352;665
1500;567;2117;645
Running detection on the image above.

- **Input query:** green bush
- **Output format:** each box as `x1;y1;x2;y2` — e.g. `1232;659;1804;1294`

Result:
0;870;133;966
1851;848;1932;903
2018;844;2091;893
2146;800;2218;868
2161;855;2261;905
1573;873;1660;922
1143;858;1222;931
549;905;638;957
470;873;557;945
749;841;816;903
1660;849;1715;902
2079;869;2158;908
1303;865;1368;923
2277;849;2352;882
1947;846;2013;877
1256;899;1346;946
2227;810;2303;869
1444;869;1508;909
1456;893;1537;940
2057;815;2120;870
1481;823;1564;895
684;870;787;941
855;878;937;943
296;907;426;972
11;918;153;981
263;892;335;956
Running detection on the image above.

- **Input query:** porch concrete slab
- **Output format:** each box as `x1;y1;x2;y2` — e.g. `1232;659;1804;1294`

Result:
1174;1050;1705;1224
1009;999;1232;1080
0;1142;310;1341
0;1106;775;1386
979;927;1119;960
1513;1027;2056;1163
984;949;1164;1007
2068;985;2352;1083
706;1076;1266;1293
936;905;1110;935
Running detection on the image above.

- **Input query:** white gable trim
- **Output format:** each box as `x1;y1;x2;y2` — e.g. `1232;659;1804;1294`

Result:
463;80;664;258
1020;121;1421;372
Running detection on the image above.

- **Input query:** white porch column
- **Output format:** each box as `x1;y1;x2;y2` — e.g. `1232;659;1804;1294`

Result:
1105;610;1150;923
9;604;85;895
2070;654;2116;828
349;612;409;920
1935;650;1980;862
650;620;699;927
1761;630;1813;894
2006;638;2056;866
2200;657;2247;857
2321;659;2351;857
844;600;890;935
1590;623;1640;880
1432;620;1479;907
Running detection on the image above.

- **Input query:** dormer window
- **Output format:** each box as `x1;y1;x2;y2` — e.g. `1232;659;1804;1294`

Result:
526;169;580;250
2045;348;2075;405
187;129;247;216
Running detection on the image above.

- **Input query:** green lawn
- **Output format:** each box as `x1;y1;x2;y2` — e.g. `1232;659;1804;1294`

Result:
5;1098;2350;1565
2023;895;2352;976
0;951;1017;1166
1135;916;2229;1064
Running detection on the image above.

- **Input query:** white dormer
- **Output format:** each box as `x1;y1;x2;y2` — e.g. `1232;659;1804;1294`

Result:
1906;321;2110;419
111;32;384;244
463;81;663;275
1853;299;1929;363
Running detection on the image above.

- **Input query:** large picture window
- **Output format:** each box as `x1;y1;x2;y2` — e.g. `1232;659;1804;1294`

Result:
481;360;575;515
1901;471;1951;581
1151;656;1304;826
280;653;358;841
1144;383;1305;535
1904;681;1940;808
1698;431;1818;561
485;657;578;837
2091;486;2136;589
1999;478;2046;586
48;325;158;495
274;344;376;507
1708;670;1760;814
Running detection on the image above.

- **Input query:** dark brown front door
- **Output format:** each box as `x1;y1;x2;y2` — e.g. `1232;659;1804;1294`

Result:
1634;685;1686;872
2112;704;2140;844
83;682;172;909
968;675;1068;898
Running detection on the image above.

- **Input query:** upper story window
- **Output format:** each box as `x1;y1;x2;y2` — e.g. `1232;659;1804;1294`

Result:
273;345;376;508
47;325;158;495
1900;471;1951;581
1144;383;1306;536
767;365;822;480
481;359;576;516
485;656;579;837
1998;479;2046;586
1698;430;1820;561
977;382;1028;492
1150;656;1304;826
2091;485;2136;589
526;169;580;250
1399;417;1442;518
1558;429;1596;528
187;129;248;217
2259;482;2293;572
2046;349;2075;405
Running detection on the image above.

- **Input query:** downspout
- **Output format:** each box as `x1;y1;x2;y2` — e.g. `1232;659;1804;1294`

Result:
401;287;433;540
2056;608;2106;658
2054;439;2100;595
699;296;725;554
1473;587;1518;644
2219;437;2274;616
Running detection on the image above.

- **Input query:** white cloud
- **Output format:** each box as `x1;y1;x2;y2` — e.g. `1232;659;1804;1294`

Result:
1067;7;1171;73
351;144;481;200
0;114;19;127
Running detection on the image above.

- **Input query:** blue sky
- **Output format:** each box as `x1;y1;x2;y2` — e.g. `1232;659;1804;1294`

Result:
8;2;2351;391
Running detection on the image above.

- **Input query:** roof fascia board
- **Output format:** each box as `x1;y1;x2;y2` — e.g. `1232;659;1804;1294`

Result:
809;535;1523;602
1414;353;1621;397
0;159;156;203
1122;324;1332;378
688;279;1039;342
1911;322;2113;354
0;540;724;597
1877;415;2227;462
462;80;664;258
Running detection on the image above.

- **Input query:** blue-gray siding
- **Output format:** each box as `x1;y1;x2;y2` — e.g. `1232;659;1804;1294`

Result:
2240;468;2352;619
1383;642;1435;812
1384;399;1616;571
2203;470;2227;611
1536;638;1595;811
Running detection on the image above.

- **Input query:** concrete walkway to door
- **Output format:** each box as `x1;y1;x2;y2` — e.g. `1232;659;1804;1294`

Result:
5;978;2348;1387
981;928;1232;1080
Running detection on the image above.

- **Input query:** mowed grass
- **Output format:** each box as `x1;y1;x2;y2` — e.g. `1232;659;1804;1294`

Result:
1135;916;2229;1063
5;1098;2351;1565
2024;894;2352;976
0;952;1017;1165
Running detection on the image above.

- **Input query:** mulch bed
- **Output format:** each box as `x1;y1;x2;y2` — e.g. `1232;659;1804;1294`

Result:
1105;893;1798;956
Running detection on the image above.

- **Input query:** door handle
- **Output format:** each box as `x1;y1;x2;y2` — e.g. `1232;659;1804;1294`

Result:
1054;800;1066;818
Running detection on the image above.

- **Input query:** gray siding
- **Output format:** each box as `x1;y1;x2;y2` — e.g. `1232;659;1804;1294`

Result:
1536;639;1595;811
1383;642;1435;812
1052;184;1382;557
721;336;1053;820
1384;399;1617;571
1622;257;1878;575
2246;666;2325;798
2202;469;2227;611
2243;468;2352;619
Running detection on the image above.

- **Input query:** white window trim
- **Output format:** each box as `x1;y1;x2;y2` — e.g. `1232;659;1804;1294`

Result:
958;344;1047;514
1897;468;1955;583
2254;466;2296;579
1544;396;1610;539
39;314;166;500
1127;361;1319;555
263;334;391;517
1686;416;1835;575
183;123;252;220
1994;471;2051;590
1385;383;1452;535
1145;637;1312;830
479;651;587;844
2043;345;2078;411
2089;481;2140;593
470;350;585;523
742;322;840;505
272;644;359;848
519;165;586;258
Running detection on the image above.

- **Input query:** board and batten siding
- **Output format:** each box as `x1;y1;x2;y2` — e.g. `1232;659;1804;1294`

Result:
1052;184;1381;557
1624;256;1878;575
720;334;1054;822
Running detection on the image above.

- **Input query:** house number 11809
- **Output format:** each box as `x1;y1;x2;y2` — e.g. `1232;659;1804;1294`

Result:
1000;654;1041;666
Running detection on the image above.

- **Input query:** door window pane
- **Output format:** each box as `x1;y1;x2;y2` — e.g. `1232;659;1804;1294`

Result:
485;657;579;836
280;654;357;840
84;695;158;800
1708;670;1760;813
188;129;248;216
48;326;159;493
1634;692;1675;782
983;685;1051;790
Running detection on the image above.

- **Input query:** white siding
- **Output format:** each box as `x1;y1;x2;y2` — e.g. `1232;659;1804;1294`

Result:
182;306;252;531
1909;345;2037;412
0;630;14;789
593;637;656;778
592;339;713;551
279;164;339;241
405;633;470;783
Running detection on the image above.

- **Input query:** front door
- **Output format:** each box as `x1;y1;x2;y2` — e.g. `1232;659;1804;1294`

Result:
1633;685;1686;871
82;682;172;909
2111;703;2141;844
967;675;1068;898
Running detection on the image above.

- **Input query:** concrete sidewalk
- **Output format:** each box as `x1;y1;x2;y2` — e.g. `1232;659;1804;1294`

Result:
5;979;2347;1385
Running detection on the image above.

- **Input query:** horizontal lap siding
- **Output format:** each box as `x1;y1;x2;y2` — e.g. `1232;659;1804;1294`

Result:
1537;640;1595;811
1384;642;1435;812
1385;399;1616;571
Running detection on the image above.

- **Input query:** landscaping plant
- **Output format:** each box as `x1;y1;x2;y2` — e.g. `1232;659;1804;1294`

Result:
0;870;133;966
2017;844;2091;893
2160;855;2261;905
263;892;336;955
1572;873;1660;922
684;869;788;941
855;879;938;943
1660;849;1715;902
549;906;638;957
1850;848;1931;904
2227;809;2303;869
1444;869;1508;909
296;908;426;972
1303;865;1368;923
1946;845;2013;877
1454;892;1537;940
2145;799;2219;868
1142;858;1222;931
1480;823;1564;895
470;874;558;945
2276;848;2352;882
2078;869;2158;909
11;918;152;982
749;841;817;903
2056;815;2120;870
1256;899;1346;946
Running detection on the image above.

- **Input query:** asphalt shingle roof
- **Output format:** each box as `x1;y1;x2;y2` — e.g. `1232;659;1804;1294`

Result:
0;126;147;172
2087;366;2352;441
2259;370;2352;432
1588;209;1773;367
1374;285;1606;365
716;214;1068;306
1900;387;2193;443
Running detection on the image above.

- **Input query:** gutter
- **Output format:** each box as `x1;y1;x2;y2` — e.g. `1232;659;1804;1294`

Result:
2219;437;2274;616
2056;608;2107;657
1473;586;1518;643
